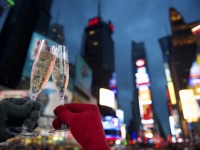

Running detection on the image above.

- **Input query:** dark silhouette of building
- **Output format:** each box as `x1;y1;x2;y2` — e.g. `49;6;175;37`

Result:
82;16;115;100
129;41;146;138
48;23;65;45
130;41;171;139
168;7;198;137
0;0;53;89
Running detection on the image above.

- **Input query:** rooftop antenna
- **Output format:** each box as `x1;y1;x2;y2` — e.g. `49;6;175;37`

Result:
98;0;101;17
56;1;62;22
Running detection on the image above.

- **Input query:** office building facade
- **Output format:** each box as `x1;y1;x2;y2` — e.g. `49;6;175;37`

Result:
48;23;65;45
0;0;52;89
82;16;115;100
168;7;198;137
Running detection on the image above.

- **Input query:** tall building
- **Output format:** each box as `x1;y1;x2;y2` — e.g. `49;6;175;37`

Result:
130;41;171;139
0;0;53;89
159;35;182;139
129;41;146;138
82;16;115;100
168;7;198;137
48;23;65;45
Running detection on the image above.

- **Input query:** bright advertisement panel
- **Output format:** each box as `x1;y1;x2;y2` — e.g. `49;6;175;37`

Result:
99;88;116;109
41;81;73;116
109;72;117;96
22;32;58;78
0;90;29;100
179;89;199;122
102;116;122;140
75;55;92;94
188;62;200;87
135;59;154;126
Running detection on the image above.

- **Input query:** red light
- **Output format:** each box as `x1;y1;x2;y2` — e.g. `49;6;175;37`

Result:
109;23;114;32
109;140;114;145
155;144;160;148
88;18;99;26
136;59;145;67
137;137;142;142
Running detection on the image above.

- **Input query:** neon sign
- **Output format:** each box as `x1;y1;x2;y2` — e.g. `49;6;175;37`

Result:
136;59;145;67
88;18;99;26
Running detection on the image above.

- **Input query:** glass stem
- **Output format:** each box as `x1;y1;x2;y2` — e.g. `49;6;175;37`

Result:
60;92;65;105
31;93;38;101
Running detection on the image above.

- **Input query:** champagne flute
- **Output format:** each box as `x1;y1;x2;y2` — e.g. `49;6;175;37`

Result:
6;40;58;137
48;45;69;133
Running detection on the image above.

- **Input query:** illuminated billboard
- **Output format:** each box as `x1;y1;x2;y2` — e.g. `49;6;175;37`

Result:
179;89;199;122
99;88;117;109
188;62;200;87
22;32;58;78
75;55;92;95
135;59;154;127
41;81;73;116
0;90;29;100
109;72;117;95
102;116;122;140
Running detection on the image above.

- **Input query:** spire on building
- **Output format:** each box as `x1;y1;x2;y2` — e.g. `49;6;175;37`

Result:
98;0;101;17
56;1;62;22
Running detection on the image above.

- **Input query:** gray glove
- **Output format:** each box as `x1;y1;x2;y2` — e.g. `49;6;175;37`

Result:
0;98;41;143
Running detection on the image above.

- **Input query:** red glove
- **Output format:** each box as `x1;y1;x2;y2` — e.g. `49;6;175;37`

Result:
52;103;110;150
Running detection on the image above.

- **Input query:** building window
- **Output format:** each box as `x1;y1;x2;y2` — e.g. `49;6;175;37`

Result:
102;64;107;70
183;79;187;83
165;51;169;55
57;34;62;39
52;28;57;32
89;30;95;35
93;41;98;46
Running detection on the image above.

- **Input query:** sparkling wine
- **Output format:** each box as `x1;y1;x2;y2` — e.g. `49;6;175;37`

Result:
52;59;69;93
31;51;56;95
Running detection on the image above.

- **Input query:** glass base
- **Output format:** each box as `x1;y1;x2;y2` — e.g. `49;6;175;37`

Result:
6;127;39;137
48;123;70;134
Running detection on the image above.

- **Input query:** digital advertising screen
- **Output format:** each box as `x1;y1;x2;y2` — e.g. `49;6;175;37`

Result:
41;81;73;116
135;59;154;126
102;116;122;140
74;55;92;95
188;62;200;87
0;90;29;100
22;32;58;78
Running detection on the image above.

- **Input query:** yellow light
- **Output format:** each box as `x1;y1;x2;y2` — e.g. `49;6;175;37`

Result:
144;131;153;138
167;82;177;104
52;28;56;32
93;41;98;46
191;24;200;33
196;54;200;66
179;89;199;122
89;30;95;35
139;90;151;101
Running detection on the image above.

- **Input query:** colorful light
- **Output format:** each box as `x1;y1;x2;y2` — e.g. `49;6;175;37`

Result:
179;89;199;122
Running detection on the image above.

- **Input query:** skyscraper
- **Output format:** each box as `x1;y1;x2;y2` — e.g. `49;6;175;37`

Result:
0;0;53;89
131;41;171;139
129;41;146;138
48;23;65;45
169;7;198;137
82;16;115;100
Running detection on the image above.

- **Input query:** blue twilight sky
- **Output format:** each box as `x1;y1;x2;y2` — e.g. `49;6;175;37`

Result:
50;0;200;126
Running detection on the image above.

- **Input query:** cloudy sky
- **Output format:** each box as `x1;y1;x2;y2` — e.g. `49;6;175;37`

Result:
50;0;200;128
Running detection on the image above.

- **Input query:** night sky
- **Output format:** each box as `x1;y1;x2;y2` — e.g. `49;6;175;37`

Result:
50;0;200;126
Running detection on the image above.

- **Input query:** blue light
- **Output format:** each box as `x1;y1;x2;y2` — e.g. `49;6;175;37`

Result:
132;132;137;140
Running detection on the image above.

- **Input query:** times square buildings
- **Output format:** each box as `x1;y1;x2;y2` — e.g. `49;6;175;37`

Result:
1;0;200;145
129;7;200;142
